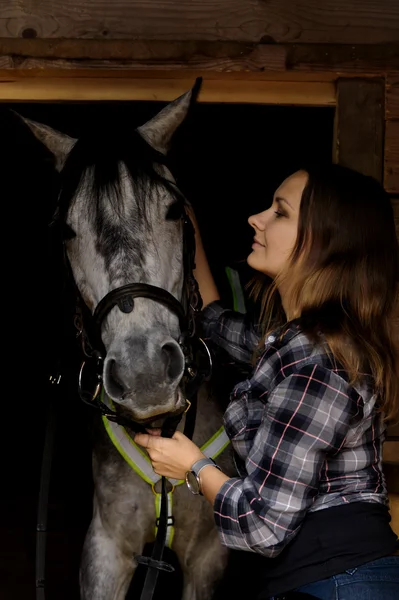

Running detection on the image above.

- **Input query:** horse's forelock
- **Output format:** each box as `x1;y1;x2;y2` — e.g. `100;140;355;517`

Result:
56;127;184;254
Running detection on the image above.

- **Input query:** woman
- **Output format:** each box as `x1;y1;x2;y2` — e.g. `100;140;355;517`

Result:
135;165;399;599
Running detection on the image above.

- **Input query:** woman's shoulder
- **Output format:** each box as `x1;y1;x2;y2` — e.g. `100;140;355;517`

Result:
251;327;374;425
255;322;352;387
257;323;376;409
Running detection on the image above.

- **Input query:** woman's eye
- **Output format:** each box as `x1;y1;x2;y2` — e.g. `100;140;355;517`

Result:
274;211;285;218
166;202;184;221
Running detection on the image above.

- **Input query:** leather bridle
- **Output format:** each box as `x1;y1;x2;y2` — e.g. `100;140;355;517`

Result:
39;138;214;600
76;211;210;435
72;207;212;600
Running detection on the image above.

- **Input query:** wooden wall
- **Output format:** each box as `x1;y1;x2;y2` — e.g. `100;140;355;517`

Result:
0;0;398;578
385;73;399;195
1;1;398;43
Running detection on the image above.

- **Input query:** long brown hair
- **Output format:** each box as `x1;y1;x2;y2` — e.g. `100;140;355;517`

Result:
251;164;399;422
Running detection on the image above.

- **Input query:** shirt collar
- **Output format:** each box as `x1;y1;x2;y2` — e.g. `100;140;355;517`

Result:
265;319;302;350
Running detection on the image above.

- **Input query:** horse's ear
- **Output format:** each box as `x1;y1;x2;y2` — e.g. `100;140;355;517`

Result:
12;112;76;171
137;77;202;154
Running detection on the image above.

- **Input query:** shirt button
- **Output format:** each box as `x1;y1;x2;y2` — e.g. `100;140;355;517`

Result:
267;335;276;343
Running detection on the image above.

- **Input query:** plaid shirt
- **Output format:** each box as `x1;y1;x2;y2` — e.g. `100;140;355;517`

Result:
201;302;389;557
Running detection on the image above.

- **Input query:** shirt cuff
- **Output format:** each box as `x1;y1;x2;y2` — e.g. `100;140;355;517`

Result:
213;477;252;551
200;300;226;339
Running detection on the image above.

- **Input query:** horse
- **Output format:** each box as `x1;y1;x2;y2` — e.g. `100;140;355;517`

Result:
18;82;234;600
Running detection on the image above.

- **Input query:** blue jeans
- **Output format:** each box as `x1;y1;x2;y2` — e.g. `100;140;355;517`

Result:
289;556;399;599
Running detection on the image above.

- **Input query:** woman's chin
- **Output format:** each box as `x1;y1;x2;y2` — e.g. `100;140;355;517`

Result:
247;256;275;279
247;253;265;271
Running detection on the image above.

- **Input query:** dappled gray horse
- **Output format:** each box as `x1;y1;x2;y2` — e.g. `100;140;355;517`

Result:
20;84;233;600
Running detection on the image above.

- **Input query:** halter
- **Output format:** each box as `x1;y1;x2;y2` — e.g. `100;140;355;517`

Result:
41;144;215;600
76;211;211;436
70;205;213;600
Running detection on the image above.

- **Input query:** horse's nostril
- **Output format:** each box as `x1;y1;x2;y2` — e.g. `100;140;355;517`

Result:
108;359;126;396
161;341;184;382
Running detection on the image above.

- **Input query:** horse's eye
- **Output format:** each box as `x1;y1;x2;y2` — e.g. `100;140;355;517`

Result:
166;201;184;221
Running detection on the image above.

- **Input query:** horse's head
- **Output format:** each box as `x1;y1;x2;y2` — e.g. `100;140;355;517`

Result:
21;81;202;424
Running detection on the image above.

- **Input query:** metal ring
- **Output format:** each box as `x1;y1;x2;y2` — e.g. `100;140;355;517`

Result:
78;360;102;403
197;337;213;381
184;399;191;413
152;480;175;495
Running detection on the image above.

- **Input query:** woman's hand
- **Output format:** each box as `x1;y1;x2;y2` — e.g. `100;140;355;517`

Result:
134;431;205;480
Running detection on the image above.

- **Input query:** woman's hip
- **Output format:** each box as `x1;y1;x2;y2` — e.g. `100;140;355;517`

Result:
287;556;399;600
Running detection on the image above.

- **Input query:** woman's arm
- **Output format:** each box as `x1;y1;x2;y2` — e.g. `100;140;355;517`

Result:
186;206;220;307
212;363;355;556
197;465;230;504
186;207;260;363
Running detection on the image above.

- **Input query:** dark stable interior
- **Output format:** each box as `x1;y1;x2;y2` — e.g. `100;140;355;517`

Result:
0;101;334;600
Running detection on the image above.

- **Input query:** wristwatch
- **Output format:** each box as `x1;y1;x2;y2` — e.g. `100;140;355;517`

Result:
185;458;221;495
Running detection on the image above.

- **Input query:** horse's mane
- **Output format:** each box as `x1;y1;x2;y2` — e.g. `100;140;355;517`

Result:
54;125;184;231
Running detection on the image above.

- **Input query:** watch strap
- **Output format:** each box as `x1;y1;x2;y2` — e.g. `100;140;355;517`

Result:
185;458;221;496
191;457;221;477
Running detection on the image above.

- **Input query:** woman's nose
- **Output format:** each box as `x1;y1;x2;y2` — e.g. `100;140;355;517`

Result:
248;210;267;231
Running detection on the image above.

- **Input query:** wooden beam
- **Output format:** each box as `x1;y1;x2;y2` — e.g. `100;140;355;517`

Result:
0;39;398;74
0;39;287;71
386;72;399;119
0;68;340;82
0;75;336;105
333;79;384;182
389;494;399;536
385;121;399;194
392;198;399;238
384;441;399;463
1;1;398;44
288;43;399;74
385;74;399;194
386;421;399;441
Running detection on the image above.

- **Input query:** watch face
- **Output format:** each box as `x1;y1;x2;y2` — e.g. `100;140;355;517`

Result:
185;470;200;495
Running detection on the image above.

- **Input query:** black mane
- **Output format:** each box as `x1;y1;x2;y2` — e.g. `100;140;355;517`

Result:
54;125;184;231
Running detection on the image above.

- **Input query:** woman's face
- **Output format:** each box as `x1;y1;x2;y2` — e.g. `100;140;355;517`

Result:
247;170;307;278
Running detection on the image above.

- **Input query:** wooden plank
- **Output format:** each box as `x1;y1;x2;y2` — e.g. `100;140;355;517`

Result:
387;422;399;442
384;442;399;463
386;72;399;119
391;198;399;239
0;68;340;82
389;493;399;536
385;464;399;494
0;76;336;105
385;120;399;194
0;40;287;73
333;79;384;182
0;39;398;74
1;1;399;44
290;43;399;74
392;197;399;235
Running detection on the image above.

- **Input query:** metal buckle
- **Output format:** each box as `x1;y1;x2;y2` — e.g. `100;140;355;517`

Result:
155;516;174;528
